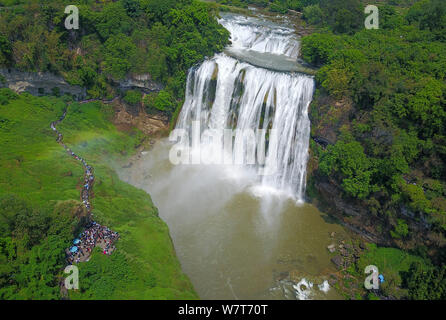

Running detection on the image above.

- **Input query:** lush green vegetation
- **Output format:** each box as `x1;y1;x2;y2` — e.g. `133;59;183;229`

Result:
0;90;197;299
0;0;229;117
361;244;445;300
143;90;175;114
342;243;430;299
301;0;446;299
304;0;446;234
123;90;143;106
402;260;446;299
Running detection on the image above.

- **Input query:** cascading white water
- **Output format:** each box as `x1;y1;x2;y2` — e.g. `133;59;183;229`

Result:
122;13;345;301
174;14;314;202
219;14;300;58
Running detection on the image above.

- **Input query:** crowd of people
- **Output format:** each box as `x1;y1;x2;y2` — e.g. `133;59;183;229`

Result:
51;109;119;266
66;222;120;265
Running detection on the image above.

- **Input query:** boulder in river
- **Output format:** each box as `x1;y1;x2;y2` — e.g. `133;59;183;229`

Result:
331;255;343;269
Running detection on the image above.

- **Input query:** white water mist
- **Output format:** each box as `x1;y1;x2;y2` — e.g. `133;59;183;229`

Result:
175;53;314;202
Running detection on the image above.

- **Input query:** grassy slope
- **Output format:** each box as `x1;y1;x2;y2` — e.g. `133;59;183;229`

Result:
0;94;197;299
354;244;425;298
340;243;427;299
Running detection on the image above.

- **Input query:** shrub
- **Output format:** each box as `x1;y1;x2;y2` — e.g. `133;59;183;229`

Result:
401;183;433;214
269;2;288;14
143;90;174;114
319;139;374;199
402;262;446;300
301;33;342;66
123;90;142;106
390;219;409;239
0;88;18;105
303;5;323;25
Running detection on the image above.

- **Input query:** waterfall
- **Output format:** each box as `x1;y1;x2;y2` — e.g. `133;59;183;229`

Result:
218;14;300;58
173;14;314;203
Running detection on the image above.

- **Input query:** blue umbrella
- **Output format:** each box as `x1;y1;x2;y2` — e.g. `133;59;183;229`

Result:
73;239;81;245
378;274;385;283
70;246;78;253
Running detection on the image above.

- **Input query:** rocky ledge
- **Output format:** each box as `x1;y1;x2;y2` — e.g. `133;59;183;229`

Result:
0;68;86;100
118;73;164;93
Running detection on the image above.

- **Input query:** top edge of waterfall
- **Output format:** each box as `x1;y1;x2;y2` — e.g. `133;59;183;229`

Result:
219;11;295;32
217;12;317;76
223;49;317;76
208;52;317;77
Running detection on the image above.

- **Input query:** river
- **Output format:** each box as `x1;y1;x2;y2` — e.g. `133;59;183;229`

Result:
120;12;349;300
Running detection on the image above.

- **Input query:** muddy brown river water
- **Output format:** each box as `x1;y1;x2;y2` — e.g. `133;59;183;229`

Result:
120;140;348;300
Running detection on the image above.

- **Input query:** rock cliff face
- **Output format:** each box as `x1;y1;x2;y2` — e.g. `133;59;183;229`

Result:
311;177;384;244
118;73;164;93
113;100;169;137
312;175;444;250
0;69;86;100
0;69;164;101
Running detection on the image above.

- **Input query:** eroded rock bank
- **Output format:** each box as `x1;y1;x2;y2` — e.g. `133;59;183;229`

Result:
0;68;86;99
113;100;169;137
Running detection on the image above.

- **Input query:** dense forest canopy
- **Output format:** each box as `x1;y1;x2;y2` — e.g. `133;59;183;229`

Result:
0;0;230;113
298;0;446;299
301;0;446;233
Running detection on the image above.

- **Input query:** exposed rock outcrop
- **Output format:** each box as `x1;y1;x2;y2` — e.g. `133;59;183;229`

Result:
113;100;169;136
0;68;86;100
313;178;384;244
330;255;343;269
118;73;164;93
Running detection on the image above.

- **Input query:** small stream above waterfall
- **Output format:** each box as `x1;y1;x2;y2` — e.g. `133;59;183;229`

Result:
120;12;348;300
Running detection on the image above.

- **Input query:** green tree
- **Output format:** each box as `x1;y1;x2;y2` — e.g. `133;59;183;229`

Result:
144;90;174;113
123;90;142;105
102;34;137;80
320;138;374;199
390;219;409;239
303;5;323;25
403;262;446;300
301;33;342;65
0;34;12;66
320;0;364;34
95;2;133;40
